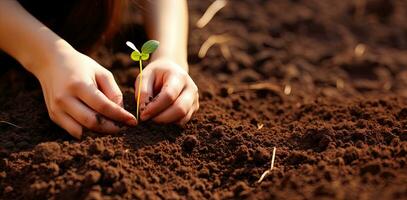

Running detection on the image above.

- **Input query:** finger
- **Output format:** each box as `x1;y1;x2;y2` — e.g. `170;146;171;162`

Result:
51;111;82;139
76;84;137;126
134;70;155;111
178;95;199;126
176;108;194;126
62;97;121;134
96;71;123;107
140;74;185;121
152;87;195;124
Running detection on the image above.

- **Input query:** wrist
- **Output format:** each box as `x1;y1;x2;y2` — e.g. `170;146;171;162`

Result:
151;50;188;72
22;40;76;78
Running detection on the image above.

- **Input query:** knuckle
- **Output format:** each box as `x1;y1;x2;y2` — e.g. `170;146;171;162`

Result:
48;105;58;118
174;104;188;116
113;94;123;105
48;112;57;122
177;70;188;78
83;115;98;129
110;92;123;103
163;90;177;102
54;94;65;105
105;71;114;78
191;84;199;93
140;91;149;98
68;80;84;90
196;92;200;100
178;117;189;126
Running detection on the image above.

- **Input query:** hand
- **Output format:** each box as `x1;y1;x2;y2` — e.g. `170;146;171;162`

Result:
33;47;137;139
135;58;199;125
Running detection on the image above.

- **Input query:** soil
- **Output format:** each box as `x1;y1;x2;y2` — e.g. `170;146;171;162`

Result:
1;0;407;199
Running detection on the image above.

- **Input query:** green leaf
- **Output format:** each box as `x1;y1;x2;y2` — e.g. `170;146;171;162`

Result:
141;40;159;54
141;53;150;61
131;51;141;61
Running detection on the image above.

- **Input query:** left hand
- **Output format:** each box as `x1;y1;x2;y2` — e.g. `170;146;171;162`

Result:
135;58;199;125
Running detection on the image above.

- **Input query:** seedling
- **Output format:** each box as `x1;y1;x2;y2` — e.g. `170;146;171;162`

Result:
126;40;159;120
257;147;277;183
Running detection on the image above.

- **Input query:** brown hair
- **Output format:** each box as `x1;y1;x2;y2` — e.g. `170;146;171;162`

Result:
17;0;125;52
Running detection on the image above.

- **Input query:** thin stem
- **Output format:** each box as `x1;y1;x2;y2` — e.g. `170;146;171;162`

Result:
137;60;143;120
270;147;276;170
257;147;277;183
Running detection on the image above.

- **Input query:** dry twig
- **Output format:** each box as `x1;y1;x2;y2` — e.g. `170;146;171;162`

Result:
219;44;232;59
336;79;344;89
354;43;366;57
196;0;228;28
257;123;264;130
198;34;232;58
248;82;280;92
222;82;282;96
257;147;277;183
0;120;23;129
283;85;292;95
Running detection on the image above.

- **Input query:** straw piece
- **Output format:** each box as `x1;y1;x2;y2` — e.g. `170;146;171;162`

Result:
198;34;231;58
196;0;228;28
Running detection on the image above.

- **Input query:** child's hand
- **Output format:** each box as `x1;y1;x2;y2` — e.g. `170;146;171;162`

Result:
136;59;199;125
34;48;137;139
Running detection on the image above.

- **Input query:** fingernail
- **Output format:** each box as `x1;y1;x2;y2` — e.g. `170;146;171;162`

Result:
126;118;138;126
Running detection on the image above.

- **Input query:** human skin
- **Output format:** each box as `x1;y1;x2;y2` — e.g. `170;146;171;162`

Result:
139;0;199;125
0;0;199;139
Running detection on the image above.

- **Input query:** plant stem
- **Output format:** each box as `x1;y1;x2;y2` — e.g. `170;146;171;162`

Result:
136;60;143;120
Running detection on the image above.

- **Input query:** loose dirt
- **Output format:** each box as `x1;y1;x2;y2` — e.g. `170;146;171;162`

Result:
1;0;406;199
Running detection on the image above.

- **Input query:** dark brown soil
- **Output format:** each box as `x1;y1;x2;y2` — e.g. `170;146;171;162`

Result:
1;0;407;199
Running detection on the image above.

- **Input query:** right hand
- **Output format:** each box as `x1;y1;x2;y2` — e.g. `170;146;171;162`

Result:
32;46;137;139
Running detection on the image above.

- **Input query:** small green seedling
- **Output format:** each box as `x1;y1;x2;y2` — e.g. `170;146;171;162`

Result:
126;40;159;120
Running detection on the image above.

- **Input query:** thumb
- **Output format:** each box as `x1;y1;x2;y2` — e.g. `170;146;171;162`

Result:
135;70;155;112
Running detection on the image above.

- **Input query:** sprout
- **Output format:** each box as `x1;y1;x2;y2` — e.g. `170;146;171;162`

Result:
127;40;160;120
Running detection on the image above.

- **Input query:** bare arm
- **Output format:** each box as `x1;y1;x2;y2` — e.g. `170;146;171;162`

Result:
0;0;69;75
137;0;199;125
142;0;189;71
0;0;137;138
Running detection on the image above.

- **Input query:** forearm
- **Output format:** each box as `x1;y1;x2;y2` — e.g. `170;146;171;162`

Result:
142;0;189;71
0;0;73;76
